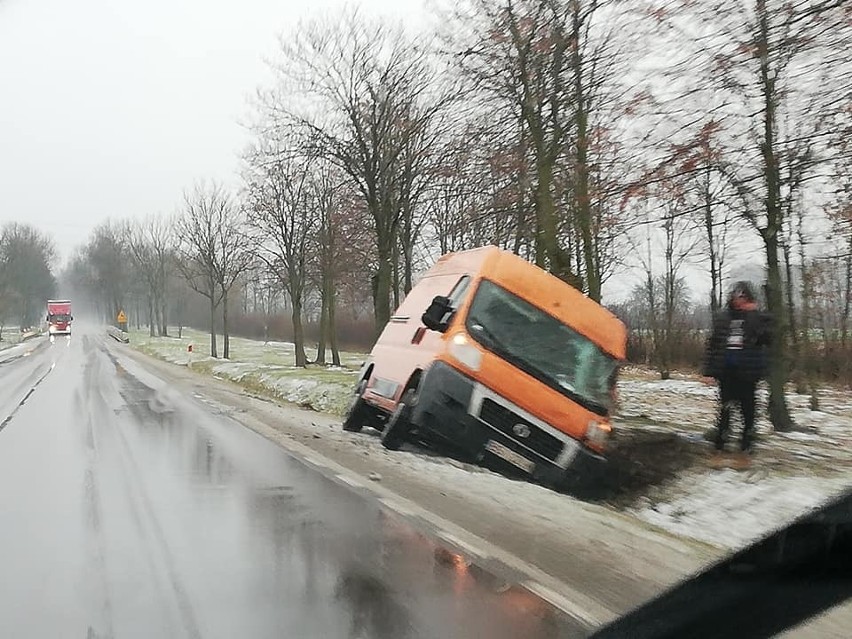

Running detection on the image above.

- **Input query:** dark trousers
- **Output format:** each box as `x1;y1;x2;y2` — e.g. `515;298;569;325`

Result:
715;376;757;451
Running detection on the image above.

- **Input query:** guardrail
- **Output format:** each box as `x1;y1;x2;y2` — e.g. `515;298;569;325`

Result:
107;326;130;343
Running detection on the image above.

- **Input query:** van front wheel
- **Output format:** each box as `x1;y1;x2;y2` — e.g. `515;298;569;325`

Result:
342;380;369;433
381;389;416;451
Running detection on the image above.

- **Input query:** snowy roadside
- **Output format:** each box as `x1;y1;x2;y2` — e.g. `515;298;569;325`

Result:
614;367;852;549
130;328;361;415
0;334;45;362
129;330;852;551
0;329;27;351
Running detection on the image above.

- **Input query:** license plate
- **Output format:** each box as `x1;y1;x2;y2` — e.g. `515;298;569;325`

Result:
485;440;535;474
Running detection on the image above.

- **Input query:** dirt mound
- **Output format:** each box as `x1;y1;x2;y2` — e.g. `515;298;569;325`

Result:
581;429;708;507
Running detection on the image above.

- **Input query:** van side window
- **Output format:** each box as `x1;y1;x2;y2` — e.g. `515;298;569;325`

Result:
447;276;472;309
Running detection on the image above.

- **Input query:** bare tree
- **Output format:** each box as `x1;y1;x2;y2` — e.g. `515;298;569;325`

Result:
128;215;173;337
422;116;535;257
657;0;852;431
311;162;345;366
262;9;454;335
0;223;57;329
244;144;317;367
625;194;699;378
176;182;252;359
446;0;637;300
81;220;132;323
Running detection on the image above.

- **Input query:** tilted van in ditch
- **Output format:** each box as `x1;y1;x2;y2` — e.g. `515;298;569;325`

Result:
343;246;627;489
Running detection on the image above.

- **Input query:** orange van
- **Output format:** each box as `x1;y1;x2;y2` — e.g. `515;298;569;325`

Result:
342;246;627;489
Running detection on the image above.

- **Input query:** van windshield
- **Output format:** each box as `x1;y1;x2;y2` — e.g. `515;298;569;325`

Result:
465;279;618;415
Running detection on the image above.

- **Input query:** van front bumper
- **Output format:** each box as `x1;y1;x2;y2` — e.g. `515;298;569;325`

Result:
410;361;607;491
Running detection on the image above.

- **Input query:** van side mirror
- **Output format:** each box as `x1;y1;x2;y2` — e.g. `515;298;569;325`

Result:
422;295;453;333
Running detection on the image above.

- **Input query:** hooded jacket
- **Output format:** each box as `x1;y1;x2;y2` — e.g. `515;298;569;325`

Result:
702;304;772;382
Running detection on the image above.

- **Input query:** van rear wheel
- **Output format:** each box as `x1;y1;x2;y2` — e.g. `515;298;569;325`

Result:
381;389;416;451
342;380;369;433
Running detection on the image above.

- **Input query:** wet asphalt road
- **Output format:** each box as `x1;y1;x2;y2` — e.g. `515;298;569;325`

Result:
0;330;582;639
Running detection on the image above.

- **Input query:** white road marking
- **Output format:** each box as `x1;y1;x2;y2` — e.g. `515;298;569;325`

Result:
335;474;363;489
303;455;328;469
378;498;417;518
523;581;600;628
437;531;487;559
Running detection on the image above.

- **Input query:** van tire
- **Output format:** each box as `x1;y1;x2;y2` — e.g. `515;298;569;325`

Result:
381;389;416;451
342;380;369;433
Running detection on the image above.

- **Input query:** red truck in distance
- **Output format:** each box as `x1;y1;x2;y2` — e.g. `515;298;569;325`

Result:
46;300;73;336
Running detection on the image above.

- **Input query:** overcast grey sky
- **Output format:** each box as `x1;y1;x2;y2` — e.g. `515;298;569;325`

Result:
0;0;759;304
0;0;426;262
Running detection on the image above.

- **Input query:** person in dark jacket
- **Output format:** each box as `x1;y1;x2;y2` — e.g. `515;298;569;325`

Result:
702;281;772;456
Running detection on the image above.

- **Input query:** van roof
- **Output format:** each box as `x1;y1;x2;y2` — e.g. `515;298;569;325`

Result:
446;246;626;360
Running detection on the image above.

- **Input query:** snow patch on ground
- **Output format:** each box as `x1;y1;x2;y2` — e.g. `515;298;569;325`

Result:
0;336;44;362
619;379;717;398
259;374;352;415
629;471;848;549
611;368;852;548
131;328;359;415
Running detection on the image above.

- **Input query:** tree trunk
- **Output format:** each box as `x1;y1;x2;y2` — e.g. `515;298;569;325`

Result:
765;238;794;431
222;290;230;360
160;301;168;337
373;239;393;338
571;8;599;302
403;242;413;295
155;292;163;337
148;296;155;338
209;295;218;358
535;160;576;287
315;282;328;366
400;196;415;295
782;238;804;393
391;238;401;310
758;0;794;431
329;280;340;367
704;165;720;313
842;240;852;347
796;209;818;405
292;300;307;368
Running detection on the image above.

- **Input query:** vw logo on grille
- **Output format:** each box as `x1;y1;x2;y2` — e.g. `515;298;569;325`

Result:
512;423;531;439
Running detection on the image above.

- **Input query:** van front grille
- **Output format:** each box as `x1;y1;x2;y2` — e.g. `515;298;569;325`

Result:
478;399;564;461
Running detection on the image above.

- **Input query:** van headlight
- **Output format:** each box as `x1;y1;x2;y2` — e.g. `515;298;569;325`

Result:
585;420;611;448
448;333;482;371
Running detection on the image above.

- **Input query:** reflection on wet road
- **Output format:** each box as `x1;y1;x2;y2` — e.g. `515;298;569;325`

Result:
0;331;581;638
